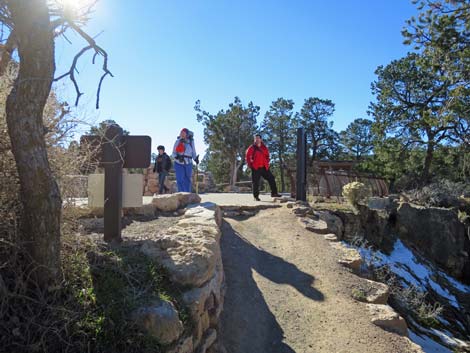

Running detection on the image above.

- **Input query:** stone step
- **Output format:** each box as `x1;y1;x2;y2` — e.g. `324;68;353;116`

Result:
298;217;329;234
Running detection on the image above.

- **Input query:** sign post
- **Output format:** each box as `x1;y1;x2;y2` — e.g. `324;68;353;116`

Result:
103;124;124;242
81;123;151;243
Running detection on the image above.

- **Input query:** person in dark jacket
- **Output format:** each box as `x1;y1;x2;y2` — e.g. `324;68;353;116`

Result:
245;134;281;201
153;145;172;194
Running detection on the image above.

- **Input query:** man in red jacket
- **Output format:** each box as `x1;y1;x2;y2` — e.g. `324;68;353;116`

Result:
245;134;281;201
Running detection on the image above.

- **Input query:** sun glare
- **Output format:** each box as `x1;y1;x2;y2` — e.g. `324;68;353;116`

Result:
52;0;96;16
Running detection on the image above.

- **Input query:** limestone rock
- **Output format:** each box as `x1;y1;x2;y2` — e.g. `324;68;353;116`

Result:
323;233;338;242
176;192;202;207
317;211;344;238
397;202;470;280
368;197;394;210
352;279;389;304
331;243;363;272
151;193;201;212
152;194;180;212
286;201;295;209
292;206;311;216
133;300;183;345
184;202;221;227
182;258;225;322
366;304;408;337
141;203;221;287
403;337;426;353
298;217;329;234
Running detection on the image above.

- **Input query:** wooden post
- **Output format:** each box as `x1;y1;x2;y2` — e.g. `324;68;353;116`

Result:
103;124;124;243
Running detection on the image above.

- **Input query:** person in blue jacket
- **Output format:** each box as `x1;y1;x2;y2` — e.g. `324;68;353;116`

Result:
172;128;199;192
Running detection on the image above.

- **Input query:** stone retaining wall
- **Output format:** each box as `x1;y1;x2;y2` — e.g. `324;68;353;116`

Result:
132;194;224;353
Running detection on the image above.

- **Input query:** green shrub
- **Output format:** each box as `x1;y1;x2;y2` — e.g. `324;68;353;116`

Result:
342;181;370;207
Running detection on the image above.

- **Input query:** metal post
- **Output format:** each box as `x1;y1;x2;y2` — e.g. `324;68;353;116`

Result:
103;124;123;243
296;127;307;201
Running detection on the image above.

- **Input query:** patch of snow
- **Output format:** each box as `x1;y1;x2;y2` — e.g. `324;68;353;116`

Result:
356;240;461;307
437;317;450;326
437;269;470;293
428;280;459;308
409;331;452;353
354;238;470;350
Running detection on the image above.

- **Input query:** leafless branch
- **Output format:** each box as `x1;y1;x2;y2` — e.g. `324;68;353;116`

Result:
53;18;112;109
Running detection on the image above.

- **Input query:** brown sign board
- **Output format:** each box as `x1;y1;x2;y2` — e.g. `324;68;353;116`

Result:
123;136;151;168
80;125;152;243
80;135;151;168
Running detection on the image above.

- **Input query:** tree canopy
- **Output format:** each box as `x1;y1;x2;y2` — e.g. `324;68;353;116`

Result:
260;98;296;192
195;97;259;185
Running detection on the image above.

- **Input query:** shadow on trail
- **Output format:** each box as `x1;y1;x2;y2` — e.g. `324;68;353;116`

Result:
220;220;324;353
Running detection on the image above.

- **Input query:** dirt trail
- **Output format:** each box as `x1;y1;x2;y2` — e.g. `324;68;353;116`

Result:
218;207;419;353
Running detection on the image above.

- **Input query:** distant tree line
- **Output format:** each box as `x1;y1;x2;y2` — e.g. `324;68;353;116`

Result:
197;0;470;192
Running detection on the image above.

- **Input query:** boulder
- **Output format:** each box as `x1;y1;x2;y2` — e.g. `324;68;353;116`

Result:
292;206;311;217
182;257;225;322
331;209;363;242
367;196;394;211
176;192;202;207
316;211;344;238
152;194;180;212
331;243;363;272
133;300;184;345
351;279;390;304
151;193;201;212
396;202;470;280
366;304;408;337
298;217;329;234
323;233;338;242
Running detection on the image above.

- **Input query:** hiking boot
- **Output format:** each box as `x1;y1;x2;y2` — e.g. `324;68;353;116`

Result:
254;196;260;201
271;193;282;197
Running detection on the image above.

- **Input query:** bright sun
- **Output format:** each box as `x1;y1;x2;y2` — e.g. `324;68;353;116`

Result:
52;0;96;14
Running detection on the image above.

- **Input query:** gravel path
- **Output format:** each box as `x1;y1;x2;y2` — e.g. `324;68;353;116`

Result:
219;207;420;353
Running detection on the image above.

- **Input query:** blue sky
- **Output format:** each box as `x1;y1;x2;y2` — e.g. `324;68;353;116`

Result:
55;0;418;156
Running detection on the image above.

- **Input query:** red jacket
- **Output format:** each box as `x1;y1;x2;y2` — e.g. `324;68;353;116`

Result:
246;142;270;170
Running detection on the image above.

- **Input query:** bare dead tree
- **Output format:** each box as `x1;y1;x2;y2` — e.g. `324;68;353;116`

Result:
0;0;112;287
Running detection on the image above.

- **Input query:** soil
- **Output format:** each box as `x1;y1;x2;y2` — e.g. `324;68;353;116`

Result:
219;207;420;353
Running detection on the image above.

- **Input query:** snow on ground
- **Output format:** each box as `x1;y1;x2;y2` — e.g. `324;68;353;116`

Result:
356;240;462;307
350;239;470;353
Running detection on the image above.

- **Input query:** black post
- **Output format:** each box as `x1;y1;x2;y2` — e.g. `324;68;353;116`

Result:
296;127;307;201
103;124;124;243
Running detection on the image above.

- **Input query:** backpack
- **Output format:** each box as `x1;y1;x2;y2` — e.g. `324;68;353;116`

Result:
166;154;173;171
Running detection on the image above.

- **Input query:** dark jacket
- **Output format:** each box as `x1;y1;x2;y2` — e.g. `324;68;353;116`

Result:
245;142;270;170
153;153;172;173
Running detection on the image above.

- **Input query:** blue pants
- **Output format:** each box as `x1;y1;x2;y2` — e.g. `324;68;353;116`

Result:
174;162;192;192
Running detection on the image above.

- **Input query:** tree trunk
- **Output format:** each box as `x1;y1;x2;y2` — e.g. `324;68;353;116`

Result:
421;140;435;185
230;157;239;186
279;154;285;193
5;0;62;286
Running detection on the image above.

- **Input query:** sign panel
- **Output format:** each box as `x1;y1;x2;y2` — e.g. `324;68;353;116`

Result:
88;173;144;208
80;135;151;168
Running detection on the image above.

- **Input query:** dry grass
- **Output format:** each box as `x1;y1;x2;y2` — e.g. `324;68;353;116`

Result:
0;74;184;352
